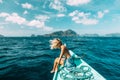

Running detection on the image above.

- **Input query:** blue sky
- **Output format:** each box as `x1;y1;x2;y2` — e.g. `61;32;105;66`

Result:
0;0;120;36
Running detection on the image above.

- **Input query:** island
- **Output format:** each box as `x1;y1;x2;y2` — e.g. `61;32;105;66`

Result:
80;34;100;37
0;34;4;37
30;30;120;37
105;33;120;37
44;29;79;37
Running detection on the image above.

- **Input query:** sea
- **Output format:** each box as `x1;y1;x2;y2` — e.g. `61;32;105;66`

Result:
0;37;120;80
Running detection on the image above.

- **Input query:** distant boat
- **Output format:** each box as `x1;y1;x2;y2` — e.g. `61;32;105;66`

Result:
53;50;106;80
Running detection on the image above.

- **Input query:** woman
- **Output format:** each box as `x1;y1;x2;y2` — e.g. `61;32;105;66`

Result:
50;38;75;73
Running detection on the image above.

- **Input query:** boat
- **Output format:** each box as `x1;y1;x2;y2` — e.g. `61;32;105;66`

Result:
53;50;106;80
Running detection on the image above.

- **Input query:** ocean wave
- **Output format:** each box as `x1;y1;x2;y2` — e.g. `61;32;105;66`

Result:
0;37;120;80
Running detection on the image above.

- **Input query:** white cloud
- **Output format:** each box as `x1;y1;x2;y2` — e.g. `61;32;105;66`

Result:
69;10;98;25
57;14;65;17
0;12;26;25
72;16;79;21
97;10;109;18
67;0;91;6
0;12;10;17
27;20;44;28
27;17;52;31
21;3;33;9
97;11;104;18
69;10;78;16
0;26;4;29
75;18;98;25
69;10;90;18
0;0;3;3
0;12;53;31
27;20;53;31
104;9;109;13
49;0;66;12
5;13;26;25
35;15;50;21
23;10;28;15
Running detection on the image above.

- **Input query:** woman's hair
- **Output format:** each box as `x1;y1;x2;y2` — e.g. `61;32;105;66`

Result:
49;38;62;49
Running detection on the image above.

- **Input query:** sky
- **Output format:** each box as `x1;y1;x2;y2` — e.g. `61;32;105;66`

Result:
0;0;120;36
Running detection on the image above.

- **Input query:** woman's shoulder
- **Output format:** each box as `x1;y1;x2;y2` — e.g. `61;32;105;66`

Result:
61;45;68;50
61;45;66;48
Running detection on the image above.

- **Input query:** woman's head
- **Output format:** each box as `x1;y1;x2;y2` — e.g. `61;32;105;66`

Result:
49;38;62;49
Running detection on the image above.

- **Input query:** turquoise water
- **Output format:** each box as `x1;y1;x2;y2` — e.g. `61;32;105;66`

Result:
0;37;120;80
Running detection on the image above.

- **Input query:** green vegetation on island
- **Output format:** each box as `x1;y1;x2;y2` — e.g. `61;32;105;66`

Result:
44;29;79;37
